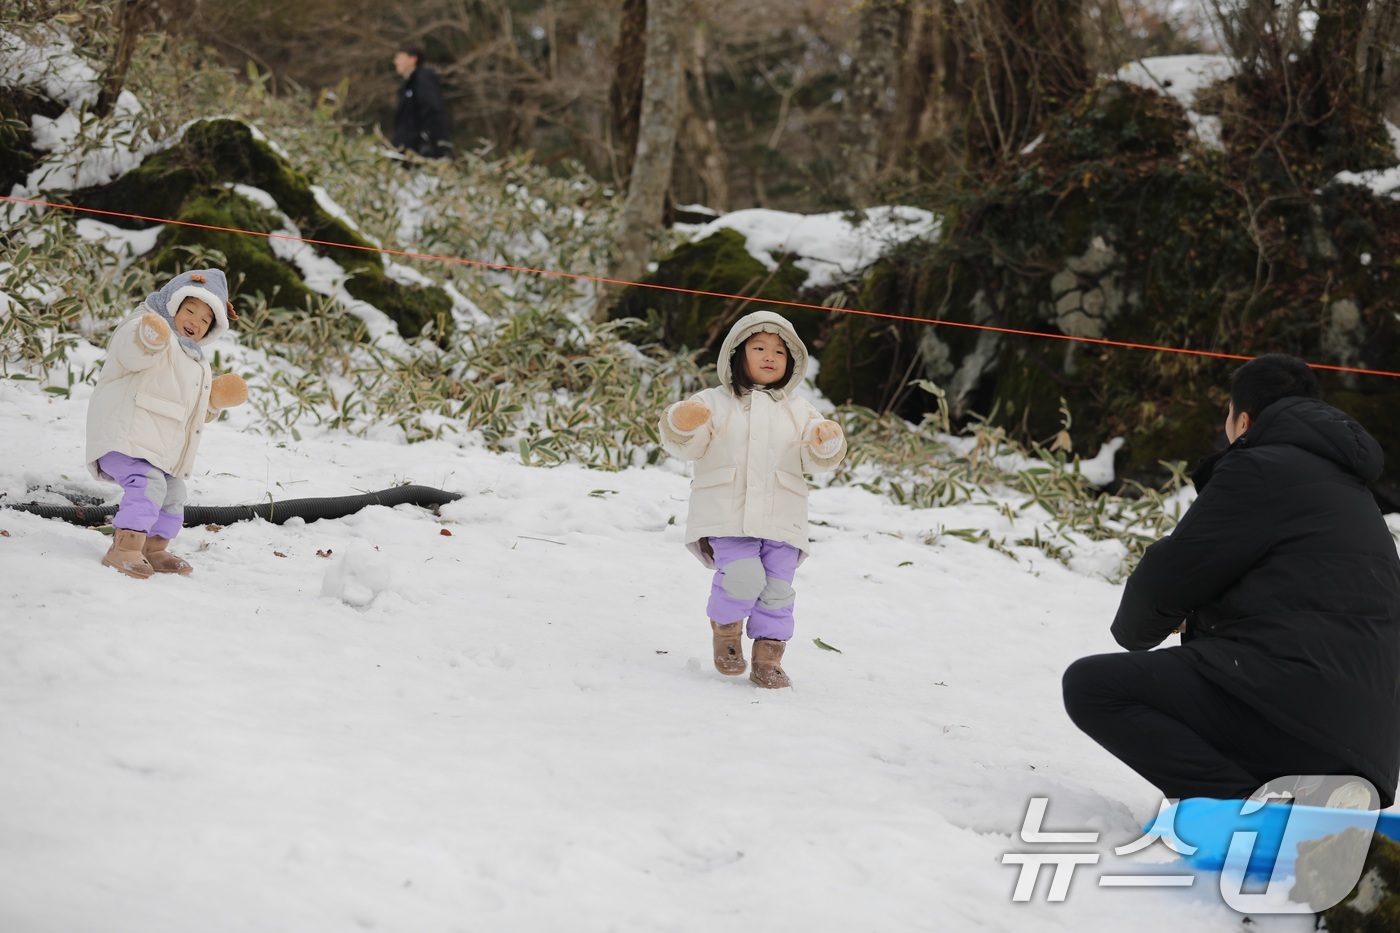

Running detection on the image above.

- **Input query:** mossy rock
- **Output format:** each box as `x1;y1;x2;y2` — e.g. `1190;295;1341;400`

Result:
148;190;318;311
1225;71;1397;182
816;257;904;407
0;86;63;194
72;118;452;338
1046;79;1189;162
1119;390;1226;478
836;71;1400;497
988;343;1076;440
1309;829;1400;931
608;227;814;368
817;315;896;407
342;266;453;341
816;248;975;411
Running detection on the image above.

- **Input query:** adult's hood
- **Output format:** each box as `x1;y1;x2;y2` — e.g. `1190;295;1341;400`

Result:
1242;396;1385;483
144;268;232;347
716;310;807;394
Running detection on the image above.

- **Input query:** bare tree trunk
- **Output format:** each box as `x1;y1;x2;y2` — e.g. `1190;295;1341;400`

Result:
95;0;152;118
887;0;967;184
838;0;907;207
889;2;936;174
1213;0;1396;172
679;27;730;212
952;0;1090;170
1306;1;1369;113
1356;0;1400;110
608;0;647;190
603;0;683;320
742;111;768;207
1209;0;1306;77
1306;0;1399;168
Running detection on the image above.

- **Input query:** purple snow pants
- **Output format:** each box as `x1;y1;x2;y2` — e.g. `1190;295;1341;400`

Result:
98;452;187;540
706;536;802;642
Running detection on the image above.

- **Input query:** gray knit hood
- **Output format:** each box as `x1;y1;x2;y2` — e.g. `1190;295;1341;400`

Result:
143;269;232;360
716;310;808;395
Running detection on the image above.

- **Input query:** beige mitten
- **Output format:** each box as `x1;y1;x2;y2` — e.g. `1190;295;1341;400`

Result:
209;373;249;410
809;420;843;453
811;420;841;444
669;399;711;433
138;312;171;350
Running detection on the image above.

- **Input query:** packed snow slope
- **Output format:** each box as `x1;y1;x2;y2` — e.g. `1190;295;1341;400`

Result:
8;371;1383;933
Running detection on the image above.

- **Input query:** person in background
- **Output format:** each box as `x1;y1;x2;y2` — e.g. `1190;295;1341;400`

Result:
392;45;452;159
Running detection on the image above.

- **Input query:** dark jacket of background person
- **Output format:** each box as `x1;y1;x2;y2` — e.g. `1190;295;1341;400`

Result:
1112;396;1400;805
392;65;451;158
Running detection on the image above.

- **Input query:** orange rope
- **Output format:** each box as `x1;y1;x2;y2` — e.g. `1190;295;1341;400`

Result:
5;193;1398;379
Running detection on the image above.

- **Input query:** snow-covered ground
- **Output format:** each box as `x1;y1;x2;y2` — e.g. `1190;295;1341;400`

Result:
1;368;1358;933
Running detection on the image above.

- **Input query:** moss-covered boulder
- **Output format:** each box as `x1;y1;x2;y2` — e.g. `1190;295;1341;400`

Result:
837;78;1400;507
151;189;319;312
0;86;63;195
816;241;986;412
1304;829;1400;930
1056;77;1189;161
608;227;817;369
72;118;452;339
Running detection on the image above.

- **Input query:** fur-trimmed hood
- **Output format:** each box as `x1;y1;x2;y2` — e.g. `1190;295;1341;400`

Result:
716;310;807;395
144;269;232;347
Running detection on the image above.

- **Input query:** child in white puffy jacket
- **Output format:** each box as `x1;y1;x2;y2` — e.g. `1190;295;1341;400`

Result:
658;310;846;688
86;269;248;579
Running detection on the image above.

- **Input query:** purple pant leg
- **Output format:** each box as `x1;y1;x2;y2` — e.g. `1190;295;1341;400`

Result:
707;536;762;624
705;536;802;642
149;498;185;540
746;539;801;641
97;452;185;539
149;474;186;540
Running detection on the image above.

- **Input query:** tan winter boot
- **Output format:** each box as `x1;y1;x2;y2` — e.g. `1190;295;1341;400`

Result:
102;529;154;579
711;620;746;675
749;638;791;689
143;536;193;575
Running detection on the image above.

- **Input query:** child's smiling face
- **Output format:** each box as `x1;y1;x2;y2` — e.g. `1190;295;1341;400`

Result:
743;331;788;386
174;297;214;341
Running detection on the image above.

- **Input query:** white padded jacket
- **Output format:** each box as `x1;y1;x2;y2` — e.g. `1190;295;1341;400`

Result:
86;307;215;481
659;310;846;567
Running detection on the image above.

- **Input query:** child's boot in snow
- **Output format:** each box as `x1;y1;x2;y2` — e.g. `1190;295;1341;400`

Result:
143;536;193;575
102;529;154;579
749;638;791;689
711;620;746;675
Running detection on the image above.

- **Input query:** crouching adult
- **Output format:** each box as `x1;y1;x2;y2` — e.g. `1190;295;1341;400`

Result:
1063;354;1400;808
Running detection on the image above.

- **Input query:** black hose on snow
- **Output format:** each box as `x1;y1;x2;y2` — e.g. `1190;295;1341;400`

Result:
3;485;463;528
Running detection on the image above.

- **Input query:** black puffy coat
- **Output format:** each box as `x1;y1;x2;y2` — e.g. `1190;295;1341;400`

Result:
1112;396;1400;805
392;66;452;158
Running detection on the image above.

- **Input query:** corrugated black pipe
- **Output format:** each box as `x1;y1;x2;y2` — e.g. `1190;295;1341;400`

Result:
3;485;463;527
